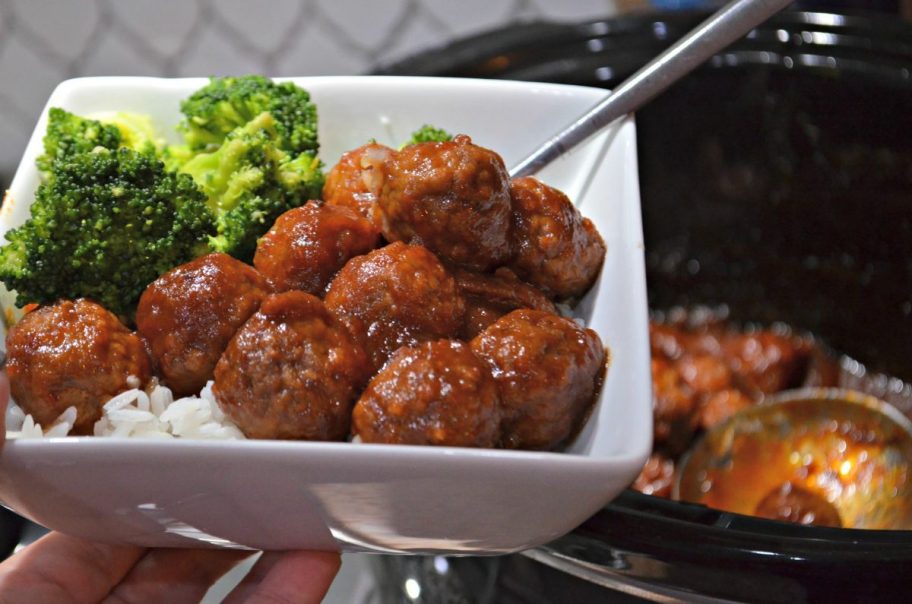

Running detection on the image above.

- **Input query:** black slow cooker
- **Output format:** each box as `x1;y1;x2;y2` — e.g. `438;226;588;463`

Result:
372;8;912;602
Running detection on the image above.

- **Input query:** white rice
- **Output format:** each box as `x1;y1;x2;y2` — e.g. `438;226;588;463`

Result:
6;380;246;440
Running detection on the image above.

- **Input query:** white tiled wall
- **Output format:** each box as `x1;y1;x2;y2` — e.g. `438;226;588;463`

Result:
0;0;622;176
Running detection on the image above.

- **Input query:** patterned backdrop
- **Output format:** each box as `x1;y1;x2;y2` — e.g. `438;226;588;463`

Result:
0;0;628;176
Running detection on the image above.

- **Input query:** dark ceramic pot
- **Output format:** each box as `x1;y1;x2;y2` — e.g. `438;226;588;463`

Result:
372;9;912;602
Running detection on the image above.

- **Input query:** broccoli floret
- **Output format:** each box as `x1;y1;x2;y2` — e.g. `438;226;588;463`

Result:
401;124;453;148
179;111;323;261
0;147;215;318
89;111;164;156
37;108;123;172
178;75;319;156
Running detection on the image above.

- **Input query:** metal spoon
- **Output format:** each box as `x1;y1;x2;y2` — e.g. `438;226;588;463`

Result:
510;0;794;178
675;388;912;530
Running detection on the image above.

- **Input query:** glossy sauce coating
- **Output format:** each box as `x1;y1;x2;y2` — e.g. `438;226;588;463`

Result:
352;340;501;447
454;267;557;339
508;176;606;300
324;242;465;373
6;299;151;434
213;291;371;441
253;201;380;295
136;253;269;398
379;135;512;271
754;482;843;527
322;142;393;225
471;309;605;450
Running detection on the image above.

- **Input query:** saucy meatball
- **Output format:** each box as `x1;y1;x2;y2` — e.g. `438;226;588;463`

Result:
470;309;605;450
6;299;151;434
352;340;501;447
454;267;557;339
324;242;465;372
136;253;269;397
322;142;393;225
632;453;676;498
651;357;699;453
754;482;842;527
253;201;380;295
508;176;606;300
213;291;371;441
379;134;512;271
721;331;812;394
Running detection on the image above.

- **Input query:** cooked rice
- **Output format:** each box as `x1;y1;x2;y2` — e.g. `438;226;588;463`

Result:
6;380;245;440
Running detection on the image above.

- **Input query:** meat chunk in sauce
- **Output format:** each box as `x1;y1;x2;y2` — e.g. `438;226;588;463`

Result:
754;482;843;528
721;331;812;394
136;253;269;398
253;201;380;295
454;267;557;340
324;242;465;373
378;135;512;271
632;452;677;498
6;299;151;434
471;309;605;450
507;176;606;300
213;291;371;441
352;340;501;447
322;142;393;225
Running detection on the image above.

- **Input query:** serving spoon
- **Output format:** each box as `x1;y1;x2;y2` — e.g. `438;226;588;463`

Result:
510;0;794;178
675;388;912;530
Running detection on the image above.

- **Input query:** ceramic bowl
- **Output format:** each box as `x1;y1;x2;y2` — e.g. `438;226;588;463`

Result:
0;76;651;554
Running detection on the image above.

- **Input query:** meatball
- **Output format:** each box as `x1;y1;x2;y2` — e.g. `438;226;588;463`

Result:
454;267;557;339
721;330;812;394
136;253;269;397
650;357;698;453
6;299;151;434
254;201;380;295
352;340;501;447
508;176;606;300
213;291;371;441
632;453;676;498
324;242;465;372
754;482;842;527
470;309;605;450
696;388;754;430
379;134;512;271
322;142;393;225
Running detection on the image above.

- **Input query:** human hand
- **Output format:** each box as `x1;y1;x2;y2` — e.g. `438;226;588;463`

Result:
0;371;340;603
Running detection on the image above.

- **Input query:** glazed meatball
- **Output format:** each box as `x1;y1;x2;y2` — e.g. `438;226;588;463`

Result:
721;330;812;394
651;357;699;453
470;309;605;450
136;253;269;397
213;291;371;441
508;176;606;300
323;142;393;225
254;201;380;295
352;340;501;447
454;267;557;339
379;134;512;271
324;242;465;372
6;299;151;434
754;482;842;528
632;453;676;498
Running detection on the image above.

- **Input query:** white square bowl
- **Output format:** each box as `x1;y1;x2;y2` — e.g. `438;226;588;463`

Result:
0;76;651;554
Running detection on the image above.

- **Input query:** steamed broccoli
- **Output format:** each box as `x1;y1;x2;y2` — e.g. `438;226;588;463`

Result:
178;75;319;156
178;111;323;261
0;147;215;318
89;111;164;156
36;108;123;172
401;124;452;148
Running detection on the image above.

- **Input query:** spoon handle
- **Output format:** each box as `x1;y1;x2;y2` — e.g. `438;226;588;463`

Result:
509;0;794;179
